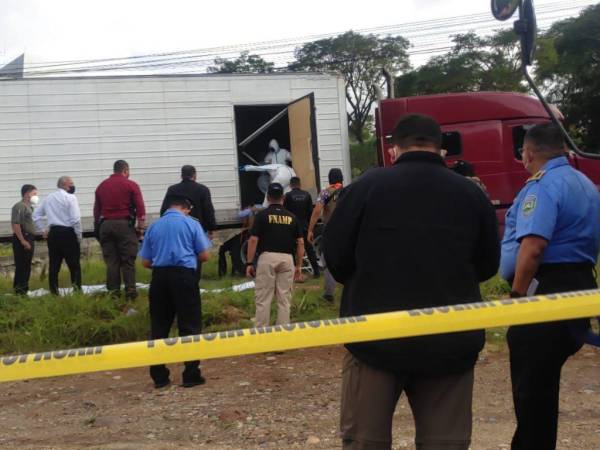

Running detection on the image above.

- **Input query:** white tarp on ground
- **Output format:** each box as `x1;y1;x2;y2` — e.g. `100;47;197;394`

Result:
27;281;255;298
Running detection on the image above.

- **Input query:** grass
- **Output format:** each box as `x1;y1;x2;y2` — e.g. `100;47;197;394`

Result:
0;255;340;355
1;248;597;356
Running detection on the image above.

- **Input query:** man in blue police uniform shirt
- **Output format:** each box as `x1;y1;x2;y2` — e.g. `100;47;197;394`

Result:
500;123;600;450
140;195;211;388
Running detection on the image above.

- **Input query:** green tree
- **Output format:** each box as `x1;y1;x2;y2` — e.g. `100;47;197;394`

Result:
208;51;274;74
535;4;600;151
289;31;410;143
395;30;525;97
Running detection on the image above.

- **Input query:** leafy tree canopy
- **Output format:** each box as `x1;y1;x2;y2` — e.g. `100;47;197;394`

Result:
208;51;274;74
289;31;410;143
395;30;525;97
536;4;600;151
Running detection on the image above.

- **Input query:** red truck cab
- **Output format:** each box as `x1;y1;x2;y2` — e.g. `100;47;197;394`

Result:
375;92;600;229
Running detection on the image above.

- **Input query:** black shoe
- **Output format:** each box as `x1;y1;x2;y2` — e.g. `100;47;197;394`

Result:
154;379;171;389
182;375;206;388
322;294;334;302
313;272;321;279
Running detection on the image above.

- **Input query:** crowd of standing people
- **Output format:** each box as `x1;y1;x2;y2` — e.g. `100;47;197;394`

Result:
8;116;600;449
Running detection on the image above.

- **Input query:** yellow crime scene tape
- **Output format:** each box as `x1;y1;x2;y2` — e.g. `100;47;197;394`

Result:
1;289;600;383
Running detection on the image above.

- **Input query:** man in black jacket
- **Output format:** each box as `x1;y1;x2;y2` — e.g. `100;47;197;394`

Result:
161;165;216;234
324;114;500;450
283;177;320;278
161;165;216;280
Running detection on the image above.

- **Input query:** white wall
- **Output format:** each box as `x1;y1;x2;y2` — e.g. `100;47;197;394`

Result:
0;72;349;233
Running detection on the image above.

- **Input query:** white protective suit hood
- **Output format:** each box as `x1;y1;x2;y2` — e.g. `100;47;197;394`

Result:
269;139;280;153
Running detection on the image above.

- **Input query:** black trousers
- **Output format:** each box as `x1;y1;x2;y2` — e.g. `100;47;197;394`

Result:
218;232;245;277
508;263;596;450
12;234;35;295
47;226;81;295
149;266;202;384
303;229;320;277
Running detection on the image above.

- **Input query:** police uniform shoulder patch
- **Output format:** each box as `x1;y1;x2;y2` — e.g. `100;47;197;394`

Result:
521;194;537;217
526;170;545;183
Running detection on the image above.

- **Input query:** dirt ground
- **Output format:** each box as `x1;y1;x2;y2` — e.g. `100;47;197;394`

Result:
0;345;598;450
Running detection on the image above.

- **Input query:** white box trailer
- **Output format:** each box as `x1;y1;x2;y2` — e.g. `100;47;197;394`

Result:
0;72;350;236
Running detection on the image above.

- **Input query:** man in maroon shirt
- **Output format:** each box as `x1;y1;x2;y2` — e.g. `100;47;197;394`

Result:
94;160;146;300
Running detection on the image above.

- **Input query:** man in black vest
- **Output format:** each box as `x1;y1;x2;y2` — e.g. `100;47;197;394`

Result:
246;183;304;327
284;176;320;278
324;114;500;450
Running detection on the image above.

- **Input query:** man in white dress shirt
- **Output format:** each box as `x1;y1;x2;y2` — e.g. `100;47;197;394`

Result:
33;176;82;295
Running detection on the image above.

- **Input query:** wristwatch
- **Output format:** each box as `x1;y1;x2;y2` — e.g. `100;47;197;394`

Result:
246;262;254;266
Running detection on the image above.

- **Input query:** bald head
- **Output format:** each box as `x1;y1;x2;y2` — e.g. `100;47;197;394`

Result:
57;176;71;189
57;176;75;194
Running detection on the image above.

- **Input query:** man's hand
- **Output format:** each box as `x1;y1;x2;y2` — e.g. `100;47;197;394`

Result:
512;235;548;296
42;230;48;240
307;230;314;244
246;265;255;278
21;240;32;251
294;267;302;282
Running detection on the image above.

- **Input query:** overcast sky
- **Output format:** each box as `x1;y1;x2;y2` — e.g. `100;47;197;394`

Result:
0;0;594;68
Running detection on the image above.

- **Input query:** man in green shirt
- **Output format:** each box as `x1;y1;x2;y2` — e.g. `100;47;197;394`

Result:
11;184;38;295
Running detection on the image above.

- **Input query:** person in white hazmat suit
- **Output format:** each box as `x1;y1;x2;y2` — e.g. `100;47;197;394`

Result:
256;139;292;195
240;163;296;207
264;139;292;165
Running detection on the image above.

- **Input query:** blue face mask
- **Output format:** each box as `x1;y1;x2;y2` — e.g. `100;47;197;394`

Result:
67;185;76;194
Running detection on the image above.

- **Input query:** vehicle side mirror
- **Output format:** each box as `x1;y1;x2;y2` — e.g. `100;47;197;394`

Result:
491;0;520;21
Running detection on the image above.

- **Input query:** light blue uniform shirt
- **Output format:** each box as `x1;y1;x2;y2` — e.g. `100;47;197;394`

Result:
140;209;211;269
500;156;600;279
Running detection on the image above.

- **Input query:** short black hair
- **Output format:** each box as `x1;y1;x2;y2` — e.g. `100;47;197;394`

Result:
290;176;301;187
524;123;566;157
328;168;343;185
166;195;192;210
267;182;284;200
392;114;442;150
21;184;36;197
113;160;129;173
181;165;196;180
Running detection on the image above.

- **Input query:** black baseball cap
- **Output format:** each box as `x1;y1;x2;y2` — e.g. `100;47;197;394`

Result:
392;114;442;149
267;182;284;199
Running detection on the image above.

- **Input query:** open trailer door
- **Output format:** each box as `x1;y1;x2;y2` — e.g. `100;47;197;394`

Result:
238;93;320;202
288;94;320;199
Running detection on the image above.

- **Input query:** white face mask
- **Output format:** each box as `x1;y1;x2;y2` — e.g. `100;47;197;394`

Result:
30;195;39;206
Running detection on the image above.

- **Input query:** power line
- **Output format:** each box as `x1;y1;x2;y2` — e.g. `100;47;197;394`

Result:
20;0;588;69
0;0;593;78
4;2;588;76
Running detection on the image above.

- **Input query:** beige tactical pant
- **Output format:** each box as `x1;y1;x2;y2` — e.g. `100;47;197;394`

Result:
254;252;294;327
